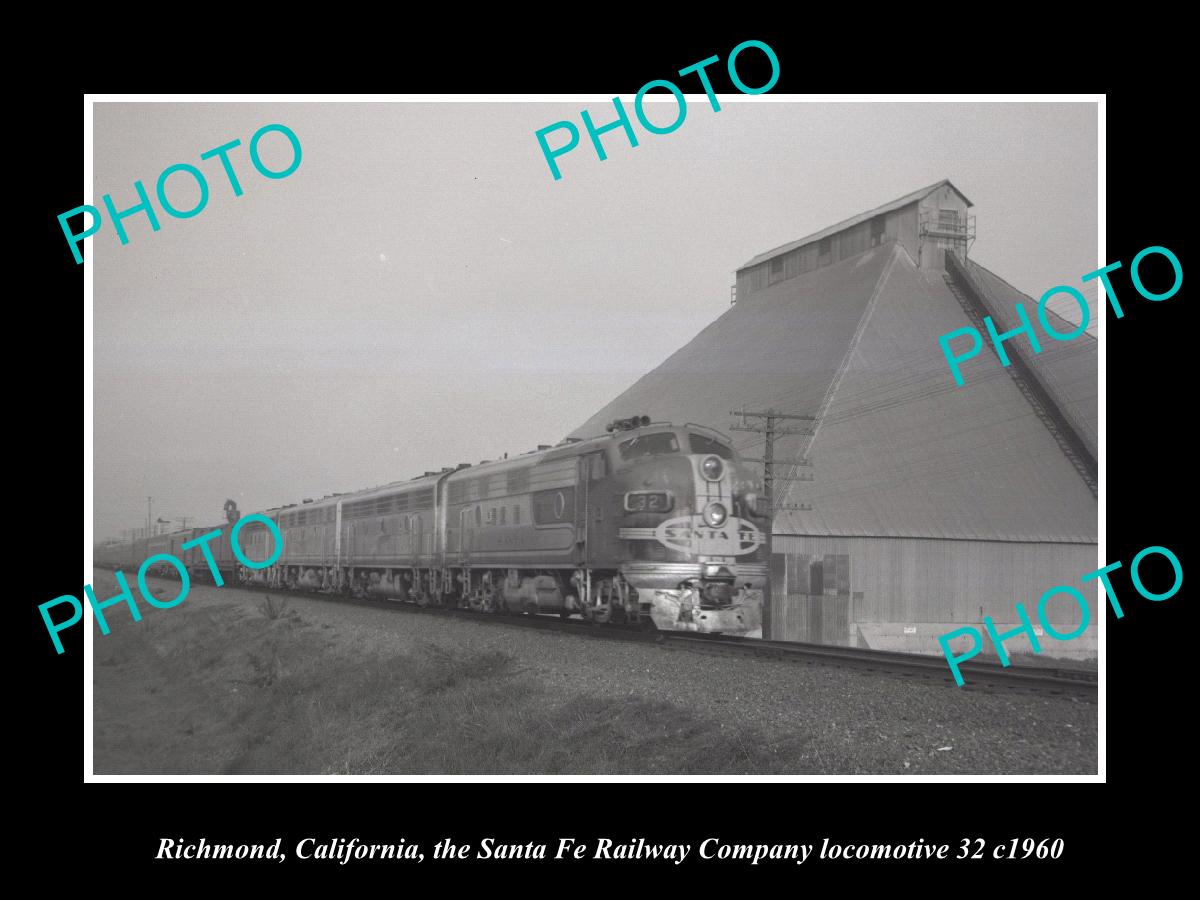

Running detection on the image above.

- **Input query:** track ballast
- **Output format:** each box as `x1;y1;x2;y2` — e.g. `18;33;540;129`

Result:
243;580;1098;701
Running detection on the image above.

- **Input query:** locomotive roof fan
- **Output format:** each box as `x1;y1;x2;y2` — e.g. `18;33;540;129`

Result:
607;414;651;432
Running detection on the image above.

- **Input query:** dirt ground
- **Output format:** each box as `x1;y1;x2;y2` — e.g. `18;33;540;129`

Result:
91;571;1098;775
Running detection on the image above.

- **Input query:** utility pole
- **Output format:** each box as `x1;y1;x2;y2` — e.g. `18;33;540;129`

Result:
147;497;152;539
730;408;816;640
177;517;192;531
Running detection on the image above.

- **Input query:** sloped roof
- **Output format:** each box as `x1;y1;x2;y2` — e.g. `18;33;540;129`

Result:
771;251;1095;541
570;242;1096;543
570;244;898;442
740;179;973;271
967;260;1098;458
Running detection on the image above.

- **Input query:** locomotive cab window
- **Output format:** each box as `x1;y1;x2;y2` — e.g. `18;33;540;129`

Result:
618;432;679;460
588;453;608;480
688;434;733;459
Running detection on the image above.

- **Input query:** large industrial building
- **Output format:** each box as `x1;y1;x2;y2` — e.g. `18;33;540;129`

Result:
570;180;1098;659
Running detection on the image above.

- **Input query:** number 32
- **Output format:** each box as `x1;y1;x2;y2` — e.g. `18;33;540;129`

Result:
958;838;985;859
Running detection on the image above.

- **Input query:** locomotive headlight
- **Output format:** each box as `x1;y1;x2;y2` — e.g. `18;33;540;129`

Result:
703;502;728;527
701;456;723;481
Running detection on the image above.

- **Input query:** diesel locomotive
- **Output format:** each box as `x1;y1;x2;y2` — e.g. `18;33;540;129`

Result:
97;417;770;634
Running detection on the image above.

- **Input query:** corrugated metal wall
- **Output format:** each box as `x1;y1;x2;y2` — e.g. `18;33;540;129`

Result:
771;535;1098;655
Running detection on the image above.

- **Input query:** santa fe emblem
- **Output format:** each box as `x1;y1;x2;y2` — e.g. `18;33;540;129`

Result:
654;515;765;556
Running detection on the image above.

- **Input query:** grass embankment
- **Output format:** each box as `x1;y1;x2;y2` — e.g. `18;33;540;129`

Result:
93;588;795;775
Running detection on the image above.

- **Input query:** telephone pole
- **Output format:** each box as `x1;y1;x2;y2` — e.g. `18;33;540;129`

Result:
146;496;152;539
730;408;816;640
730;408;816;515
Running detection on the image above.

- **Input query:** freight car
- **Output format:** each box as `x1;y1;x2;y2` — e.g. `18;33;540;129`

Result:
239;417;769;634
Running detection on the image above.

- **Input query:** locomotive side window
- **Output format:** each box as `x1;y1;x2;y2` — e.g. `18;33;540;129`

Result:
618;432;679;460
506;468;530;494
688;434;733;459
532;488;575;524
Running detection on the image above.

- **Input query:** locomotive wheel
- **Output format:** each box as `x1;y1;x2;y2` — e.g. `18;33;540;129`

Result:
489;592;505;614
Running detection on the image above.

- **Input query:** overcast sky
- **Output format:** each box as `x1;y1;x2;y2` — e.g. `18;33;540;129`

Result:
92;100;1098;541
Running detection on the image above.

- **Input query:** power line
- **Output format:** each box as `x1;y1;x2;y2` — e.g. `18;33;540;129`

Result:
729;409;815;514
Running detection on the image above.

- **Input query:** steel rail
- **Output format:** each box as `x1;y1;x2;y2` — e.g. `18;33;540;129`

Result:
137;571;1098;700
658;632;1097;699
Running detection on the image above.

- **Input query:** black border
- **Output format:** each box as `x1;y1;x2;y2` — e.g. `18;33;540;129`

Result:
22;29;1191;881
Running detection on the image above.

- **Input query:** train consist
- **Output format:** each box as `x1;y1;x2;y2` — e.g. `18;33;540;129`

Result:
95;417;770;634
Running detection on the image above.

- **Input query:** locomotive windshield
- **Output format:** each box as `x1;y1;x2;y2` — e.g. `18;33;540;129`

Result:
688;434;733;459
619;432;679;460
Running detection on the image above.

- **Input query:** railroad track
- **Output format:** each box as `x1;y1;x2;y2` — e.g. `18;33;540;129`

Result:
659;633;1097;699
127;571;1098;700
245;582;1098;701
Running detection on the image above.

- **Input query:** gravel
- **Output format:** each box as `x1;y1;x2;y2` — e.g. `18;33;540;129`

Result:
97;573;1098;774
